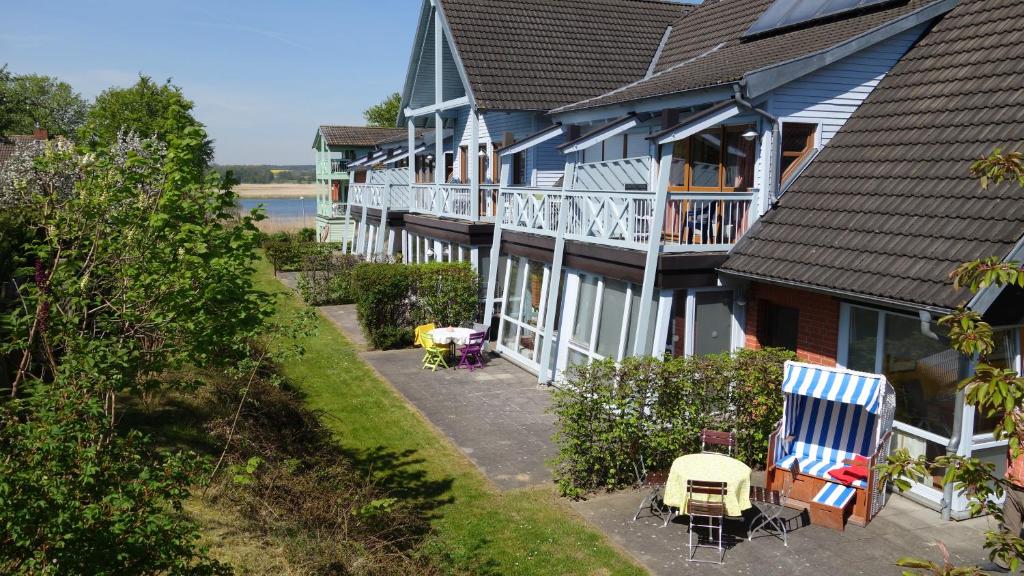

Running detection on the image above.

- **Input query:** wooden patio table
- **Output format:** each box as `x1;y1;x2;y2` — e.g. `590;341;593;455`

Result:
663;453;752;517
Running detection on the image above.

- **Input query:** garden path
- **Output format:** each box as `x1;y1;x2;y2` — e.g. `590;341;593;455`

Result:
275;270;556;490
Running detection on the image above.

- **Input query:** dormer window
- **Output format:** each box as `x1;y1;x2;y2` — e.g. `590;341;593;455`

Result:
667;124;756;192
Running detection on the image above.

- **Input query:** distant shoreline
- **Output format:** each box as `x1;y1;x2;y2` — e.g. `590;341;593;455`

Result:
234;183;318;198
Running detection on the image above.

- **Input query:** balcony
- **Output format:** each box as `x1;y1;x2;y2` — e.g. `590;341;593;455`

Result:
349;182;413;211
499;187;755;252
315;159;351;179
316;201;348;218
410;184;500;221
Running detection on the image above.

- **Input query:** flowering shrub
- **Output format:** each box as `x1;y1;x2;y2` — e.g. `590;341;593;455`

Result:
550;348;793;498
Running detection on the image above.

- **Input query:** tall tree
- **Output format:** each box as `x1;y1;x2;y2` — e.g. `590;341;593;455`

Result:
80;75;213;165
0;66;89;137
363;92;401;127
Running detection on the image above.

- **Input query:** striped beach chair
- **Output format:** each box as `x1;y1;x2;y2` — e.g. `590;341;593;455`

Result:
766;361;895;530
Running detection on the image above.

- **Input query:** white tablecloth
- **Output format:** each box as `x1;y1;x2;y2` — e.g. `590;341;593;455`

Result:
429;327;474;346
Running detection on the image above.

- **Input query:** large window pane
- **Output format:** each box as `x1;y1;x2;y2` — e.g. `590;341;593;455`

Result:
501;320;518;350
690;129;721;188
693;291;733;356
596;279;628;358
847;307;879;372
883;314;962;438
976;329;1018;433
669;141;687;188
572;274;598;346
521;260;545;327
505;258;523;319
625;288;659;356
724;125;756;191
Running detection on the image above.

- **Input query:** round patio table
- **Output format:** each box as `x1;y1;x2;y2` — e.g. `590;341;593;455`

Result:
428;326;474;346
428;326;474;360
663;453;752;517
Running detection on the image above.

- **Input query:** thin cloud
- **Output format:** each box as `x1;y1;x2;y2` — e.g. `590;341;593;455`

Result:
192;19;312;51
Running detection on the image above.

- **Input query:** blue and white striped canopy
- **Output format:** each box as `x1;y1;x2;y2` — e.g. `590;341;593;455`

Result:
781;361;886;415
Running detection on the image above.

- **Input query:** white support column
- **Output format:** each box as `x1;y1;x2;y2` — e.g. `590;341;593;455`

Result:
433;6;445;215
375;170;390;255
483;154;511;334
401;229;409;262
408;118;417;188
357;203;369;254
537;159;576;383
343;172;354;253
470;108;480;220
632;145;673;356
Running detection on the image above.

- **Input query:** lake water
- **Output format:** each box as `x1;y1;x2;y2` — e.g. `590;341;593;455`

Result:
238;197;316;219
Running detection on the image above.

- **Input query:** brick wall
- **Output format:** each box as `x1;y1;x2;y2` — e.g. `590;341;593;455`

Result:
744;282;839;366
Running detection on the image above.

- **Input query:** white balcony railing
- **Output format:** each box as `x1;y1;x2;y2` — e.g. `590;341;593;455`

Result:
348;183;412;211
316;201;347;218
499;187;755;251
411;184;499;221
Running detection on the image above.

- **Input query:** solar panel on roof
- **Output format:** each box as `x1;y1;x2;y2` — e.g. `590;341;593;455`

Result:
743;0;898;38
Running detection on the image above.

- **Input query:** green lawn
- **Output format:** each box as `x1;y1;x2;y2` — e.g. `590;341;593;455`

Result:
254;259;644;576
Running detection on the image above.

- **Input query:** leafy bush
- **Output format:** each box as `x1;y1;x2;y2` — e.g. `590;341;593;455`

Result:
550;348;793;498
0;384;229;575
351;262;414;349
263;240;342;273
350;261;479;350
409;262;479;328
298;252;362;306
297;227;316;242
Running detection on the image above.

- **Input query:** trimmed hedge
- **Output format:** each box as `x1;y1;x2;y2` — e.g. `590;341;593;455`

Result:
350;261;478;350
298;252;362;306
550;348;793;498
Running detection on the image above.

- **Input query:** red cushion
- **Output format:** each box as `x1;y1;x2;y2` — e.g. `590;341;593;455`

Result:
827;456;870;484
827;468;858;485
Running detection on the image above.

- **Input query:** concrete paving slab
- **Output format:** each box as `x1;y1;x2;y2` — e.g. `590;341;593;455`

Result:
570;488;993;576
360;347;556;491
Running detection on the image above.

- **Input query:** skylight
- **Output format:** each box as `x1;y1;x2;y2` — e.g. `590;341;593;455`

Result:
743;0;897;38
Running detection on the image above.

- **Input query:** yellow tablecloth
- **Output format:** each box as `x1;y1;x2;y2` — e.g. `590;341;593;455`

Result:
663;453;752;517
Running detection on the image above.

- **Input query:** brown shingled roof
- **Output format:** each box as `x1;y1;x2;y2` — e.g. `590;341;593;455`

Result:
318;126;410;147
720;0;1024;311
439;0;690;111
555;0;947;113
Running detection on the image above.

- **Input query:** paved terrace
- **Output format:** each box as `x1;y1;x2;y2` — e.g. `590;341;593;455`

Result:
274;272;997;575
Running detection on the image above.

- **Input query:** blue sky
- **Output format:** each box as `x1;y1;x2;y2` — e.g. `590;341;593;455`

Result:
3;0;420;165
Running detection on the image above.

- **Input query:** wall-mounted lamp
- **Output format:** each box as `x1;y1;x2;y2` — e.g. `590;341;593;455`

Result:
425;154;434;161
741;129;759;141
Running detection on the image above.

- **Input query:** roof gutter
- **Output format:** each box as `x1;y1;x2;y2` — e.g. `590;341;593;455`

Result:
717;267;956;316
732;83;781;205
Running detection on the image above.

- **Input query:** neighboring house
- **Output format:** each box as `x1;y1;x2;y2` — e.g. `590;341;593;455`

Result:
344;0;691;279
491;0;954;381
312;125;408;243
0;128;49;168
718;0;1024;517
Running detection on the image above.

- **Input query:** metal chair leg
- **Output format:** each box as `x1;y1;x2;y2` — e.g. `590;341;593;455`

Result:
632;492;650;522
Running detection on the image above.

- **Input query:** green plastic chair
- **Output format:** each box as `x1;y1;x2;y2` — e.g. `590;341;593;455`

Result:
421;332;449;371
